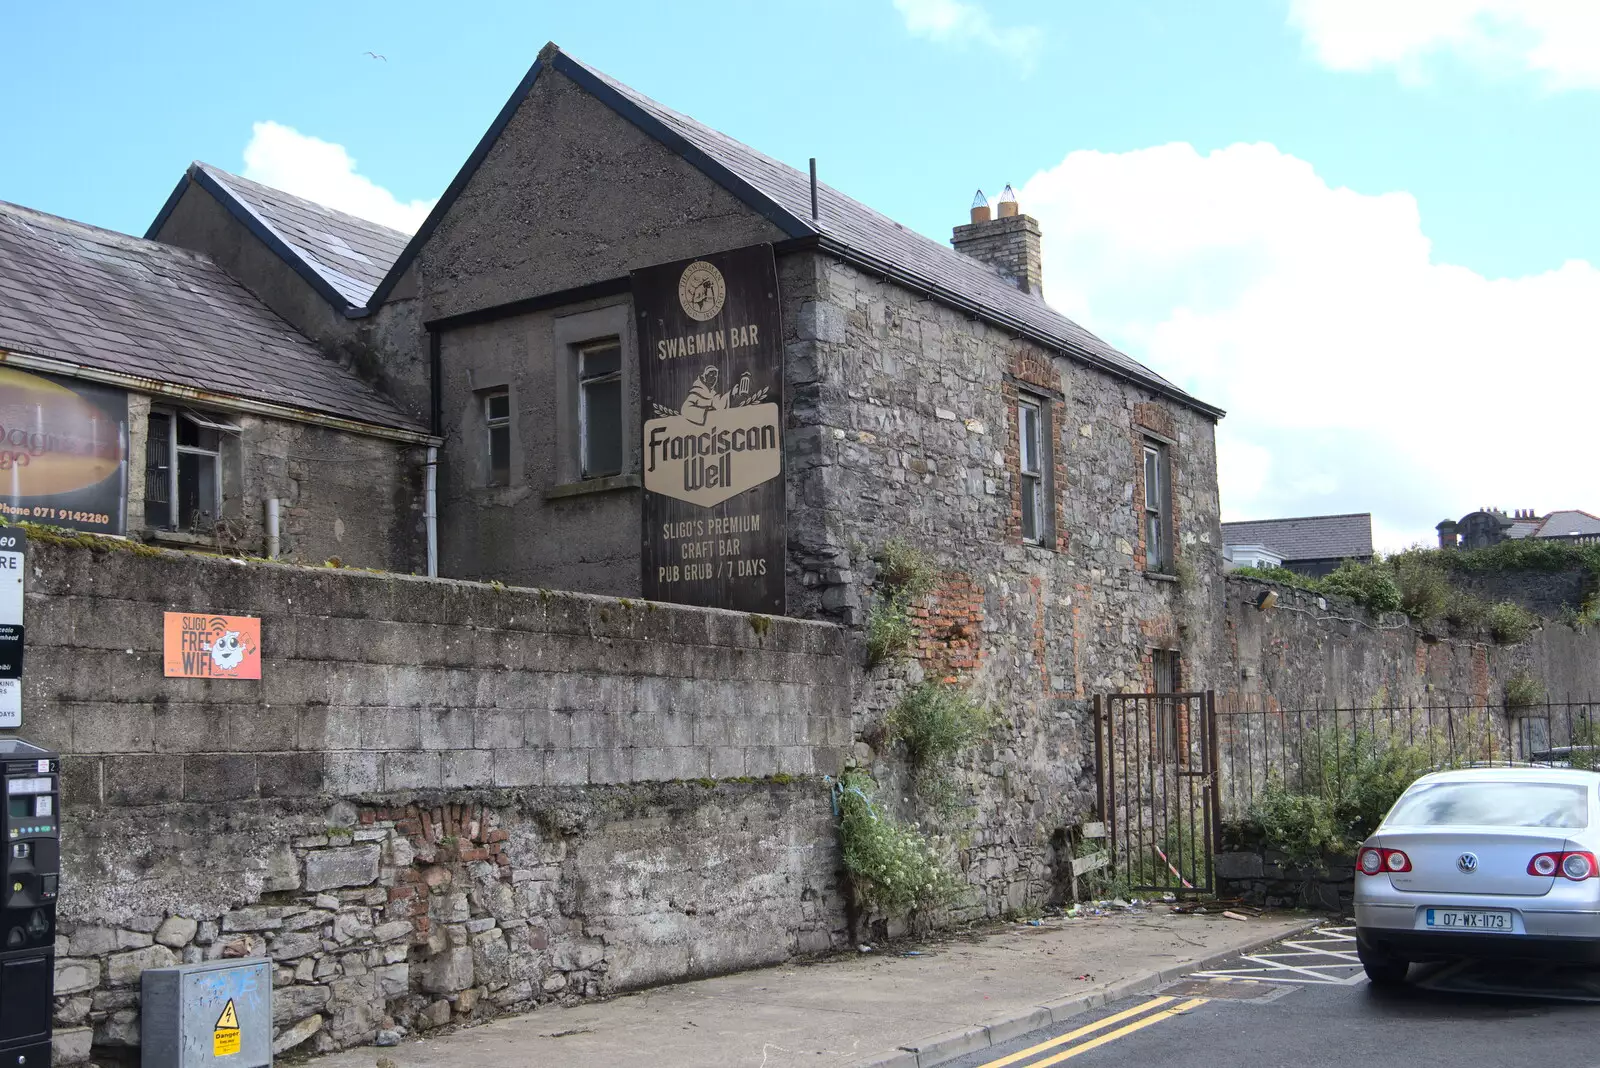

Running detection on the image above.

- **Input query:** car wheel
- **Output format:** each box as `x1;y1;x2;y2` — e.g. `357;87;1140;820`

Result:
1357;941;1409;986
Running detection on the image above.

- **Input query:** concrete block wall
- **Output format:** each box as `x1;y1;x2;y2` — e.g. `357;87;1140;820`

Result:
13;539;851;1062
23;540;849;803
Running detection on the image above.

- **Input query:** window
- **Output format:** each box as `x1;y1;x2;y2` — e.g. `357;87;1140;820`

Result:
146;409;232;531
1143;441;1171;572
578;339;623;479
484;390;511;486
1018;398;1044;543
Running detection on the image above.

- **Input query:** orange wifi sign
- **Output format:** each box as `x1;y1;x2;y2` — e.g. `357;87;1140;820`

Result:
162;612;262;680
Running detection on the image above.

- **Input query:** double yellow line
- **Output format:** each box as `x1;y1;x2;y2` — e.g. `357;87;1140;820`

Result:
977;995;1209;1067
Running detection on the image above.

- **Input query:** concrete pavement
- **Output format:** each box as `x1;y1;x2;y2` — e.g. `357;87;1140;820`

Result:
307;910;1316;1068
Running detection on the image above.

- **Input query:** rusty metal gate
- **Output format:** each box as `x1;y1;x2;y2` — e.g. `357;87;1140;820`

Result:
1095;691;1219;895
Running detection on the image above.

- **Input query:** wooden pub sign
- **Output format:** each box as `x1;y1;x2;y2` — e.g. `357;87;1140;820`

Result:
632;244;786;614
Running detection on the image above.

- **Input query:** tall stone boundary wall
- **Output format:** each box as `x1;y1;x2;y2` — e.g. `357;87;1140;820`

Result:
1223;575;1600;708
1451;567;1593;620
16;540;850;1062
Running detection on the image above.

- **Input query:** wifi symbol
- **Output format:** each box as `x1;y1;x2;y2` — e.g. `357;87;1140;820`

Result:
208;616;230;635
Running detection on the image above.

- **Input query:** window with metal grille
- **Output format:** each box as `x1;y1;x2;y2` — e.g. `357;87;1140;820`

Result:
146;409;233;531
484;390;511;486
578;339;622;479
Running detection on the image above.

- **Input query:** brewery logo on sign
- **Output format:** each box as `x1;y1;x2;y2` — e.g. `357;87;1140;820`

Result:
677;261;726;321
644;366;779;507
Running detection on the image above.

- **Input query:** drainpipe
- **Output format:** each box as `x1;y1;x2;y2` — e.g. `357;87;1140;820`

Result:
427;326;442;579
264;498;280;559
425;447;438;578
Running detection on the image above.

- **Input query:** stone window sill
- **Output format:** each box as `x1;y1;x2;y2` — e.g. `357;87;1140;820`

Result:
1144;571;1180;584
543;473;642;500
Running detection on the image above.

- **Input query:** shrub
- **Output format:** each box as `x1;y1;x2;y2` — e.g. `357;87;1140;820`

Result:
865;597;916;668
1443;588;1489;628
1319;561;1402;614
1231;564;1318;589
835;768;959;914
886;681;989;768
1504;672;1545;712
1241;728;1435;865
1486;601;1536;644
1393;557;1451;620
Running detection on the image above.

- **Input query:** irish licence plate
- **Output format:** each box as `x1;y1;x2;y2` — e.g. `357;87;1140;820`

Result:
1426;909;1513;930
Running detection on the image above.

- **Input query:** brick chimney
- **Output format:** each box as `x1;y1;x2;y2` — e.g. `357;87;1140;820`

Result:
952;185;1043;297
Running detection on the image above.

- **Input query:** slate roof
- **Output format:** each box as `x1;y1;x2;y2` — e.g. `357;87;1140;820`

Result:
1220;513;1375;563
350;44;1221;419
150;163;411;310
1533;510;1600;538
0;200;423;434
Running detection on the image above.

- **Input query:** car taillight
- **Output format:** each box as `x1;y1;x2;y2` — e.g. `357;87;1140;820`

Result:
1357;847;1410;874
1529;852;1599;880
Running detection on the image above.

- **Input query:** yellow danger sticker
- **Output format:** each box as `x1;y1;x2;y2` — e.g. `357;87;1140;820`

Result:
214;999;241;1056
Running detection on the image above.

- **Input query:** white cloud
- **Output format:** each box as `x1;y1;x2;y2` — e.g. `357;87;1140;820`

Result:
1289;0;1600;90
891;0;1040;68
1019;142;1600;550
242;121;434;233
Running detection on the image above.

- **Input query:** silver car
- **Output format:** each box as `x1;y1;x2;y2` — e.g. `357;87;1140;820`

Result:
1354;766;1600;985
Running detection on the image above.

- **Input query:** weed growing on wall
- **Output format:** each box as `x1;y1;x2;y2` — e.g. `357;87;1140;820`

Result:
1443;588;1489;628
886;681;989;768
834;768;958;914
1318;561;1402;614
875;538;938;600
1504;672;1546;712
1487;601;1537;644
865;598;916;668
863;539;938;668
1393;556;1451;620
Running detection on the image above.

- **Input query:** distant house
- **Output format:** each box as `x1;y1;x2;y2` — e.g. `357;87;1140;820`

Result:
1438;508;1600;550
1220;513;1374;578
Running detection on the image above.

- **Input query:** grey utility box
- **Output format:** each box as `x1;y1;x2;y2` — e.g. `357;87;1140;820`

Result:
141;959;272;1068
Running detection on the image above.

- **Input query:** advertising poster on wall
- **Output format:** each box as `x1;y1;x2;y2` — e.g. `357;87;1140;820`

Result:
163;612;262;680
632;244;786;614
0;367;128;535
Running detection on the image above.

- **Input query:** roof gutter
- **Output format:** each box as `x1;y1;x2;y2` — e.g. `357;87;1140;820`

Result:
0;346;439;447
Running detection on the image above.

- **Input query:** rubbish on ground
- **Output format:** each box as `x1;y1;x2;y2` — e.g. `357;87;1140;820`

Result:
1222;910;1251;922
1026;919;1045;927
858;944;874;953
902;951;923;957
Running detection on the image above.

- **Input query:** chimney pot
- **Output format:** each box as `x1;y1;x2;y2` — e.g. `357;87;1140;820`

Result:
951;183;1043;297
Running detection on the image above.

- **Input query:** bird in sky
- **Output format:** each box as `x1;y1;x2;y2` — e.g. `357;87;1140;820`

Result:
364;51;386;61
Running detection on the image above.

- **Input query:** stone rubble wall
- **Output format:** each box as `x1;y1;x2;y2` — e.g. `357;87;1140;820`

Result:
1214;848;1353;913
778;251;1228;921
17;539;849;1063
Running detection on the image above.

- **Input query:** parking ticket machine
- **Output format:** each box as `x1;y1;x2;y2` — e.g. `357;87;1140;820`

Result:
0;739;57;1066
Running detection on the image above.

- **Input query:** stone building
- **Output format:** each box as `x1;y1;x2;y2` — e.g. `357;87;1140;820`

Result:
0;200;434;569
1438;507;1600;550
145;44;1230;910
158;43;1228;698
